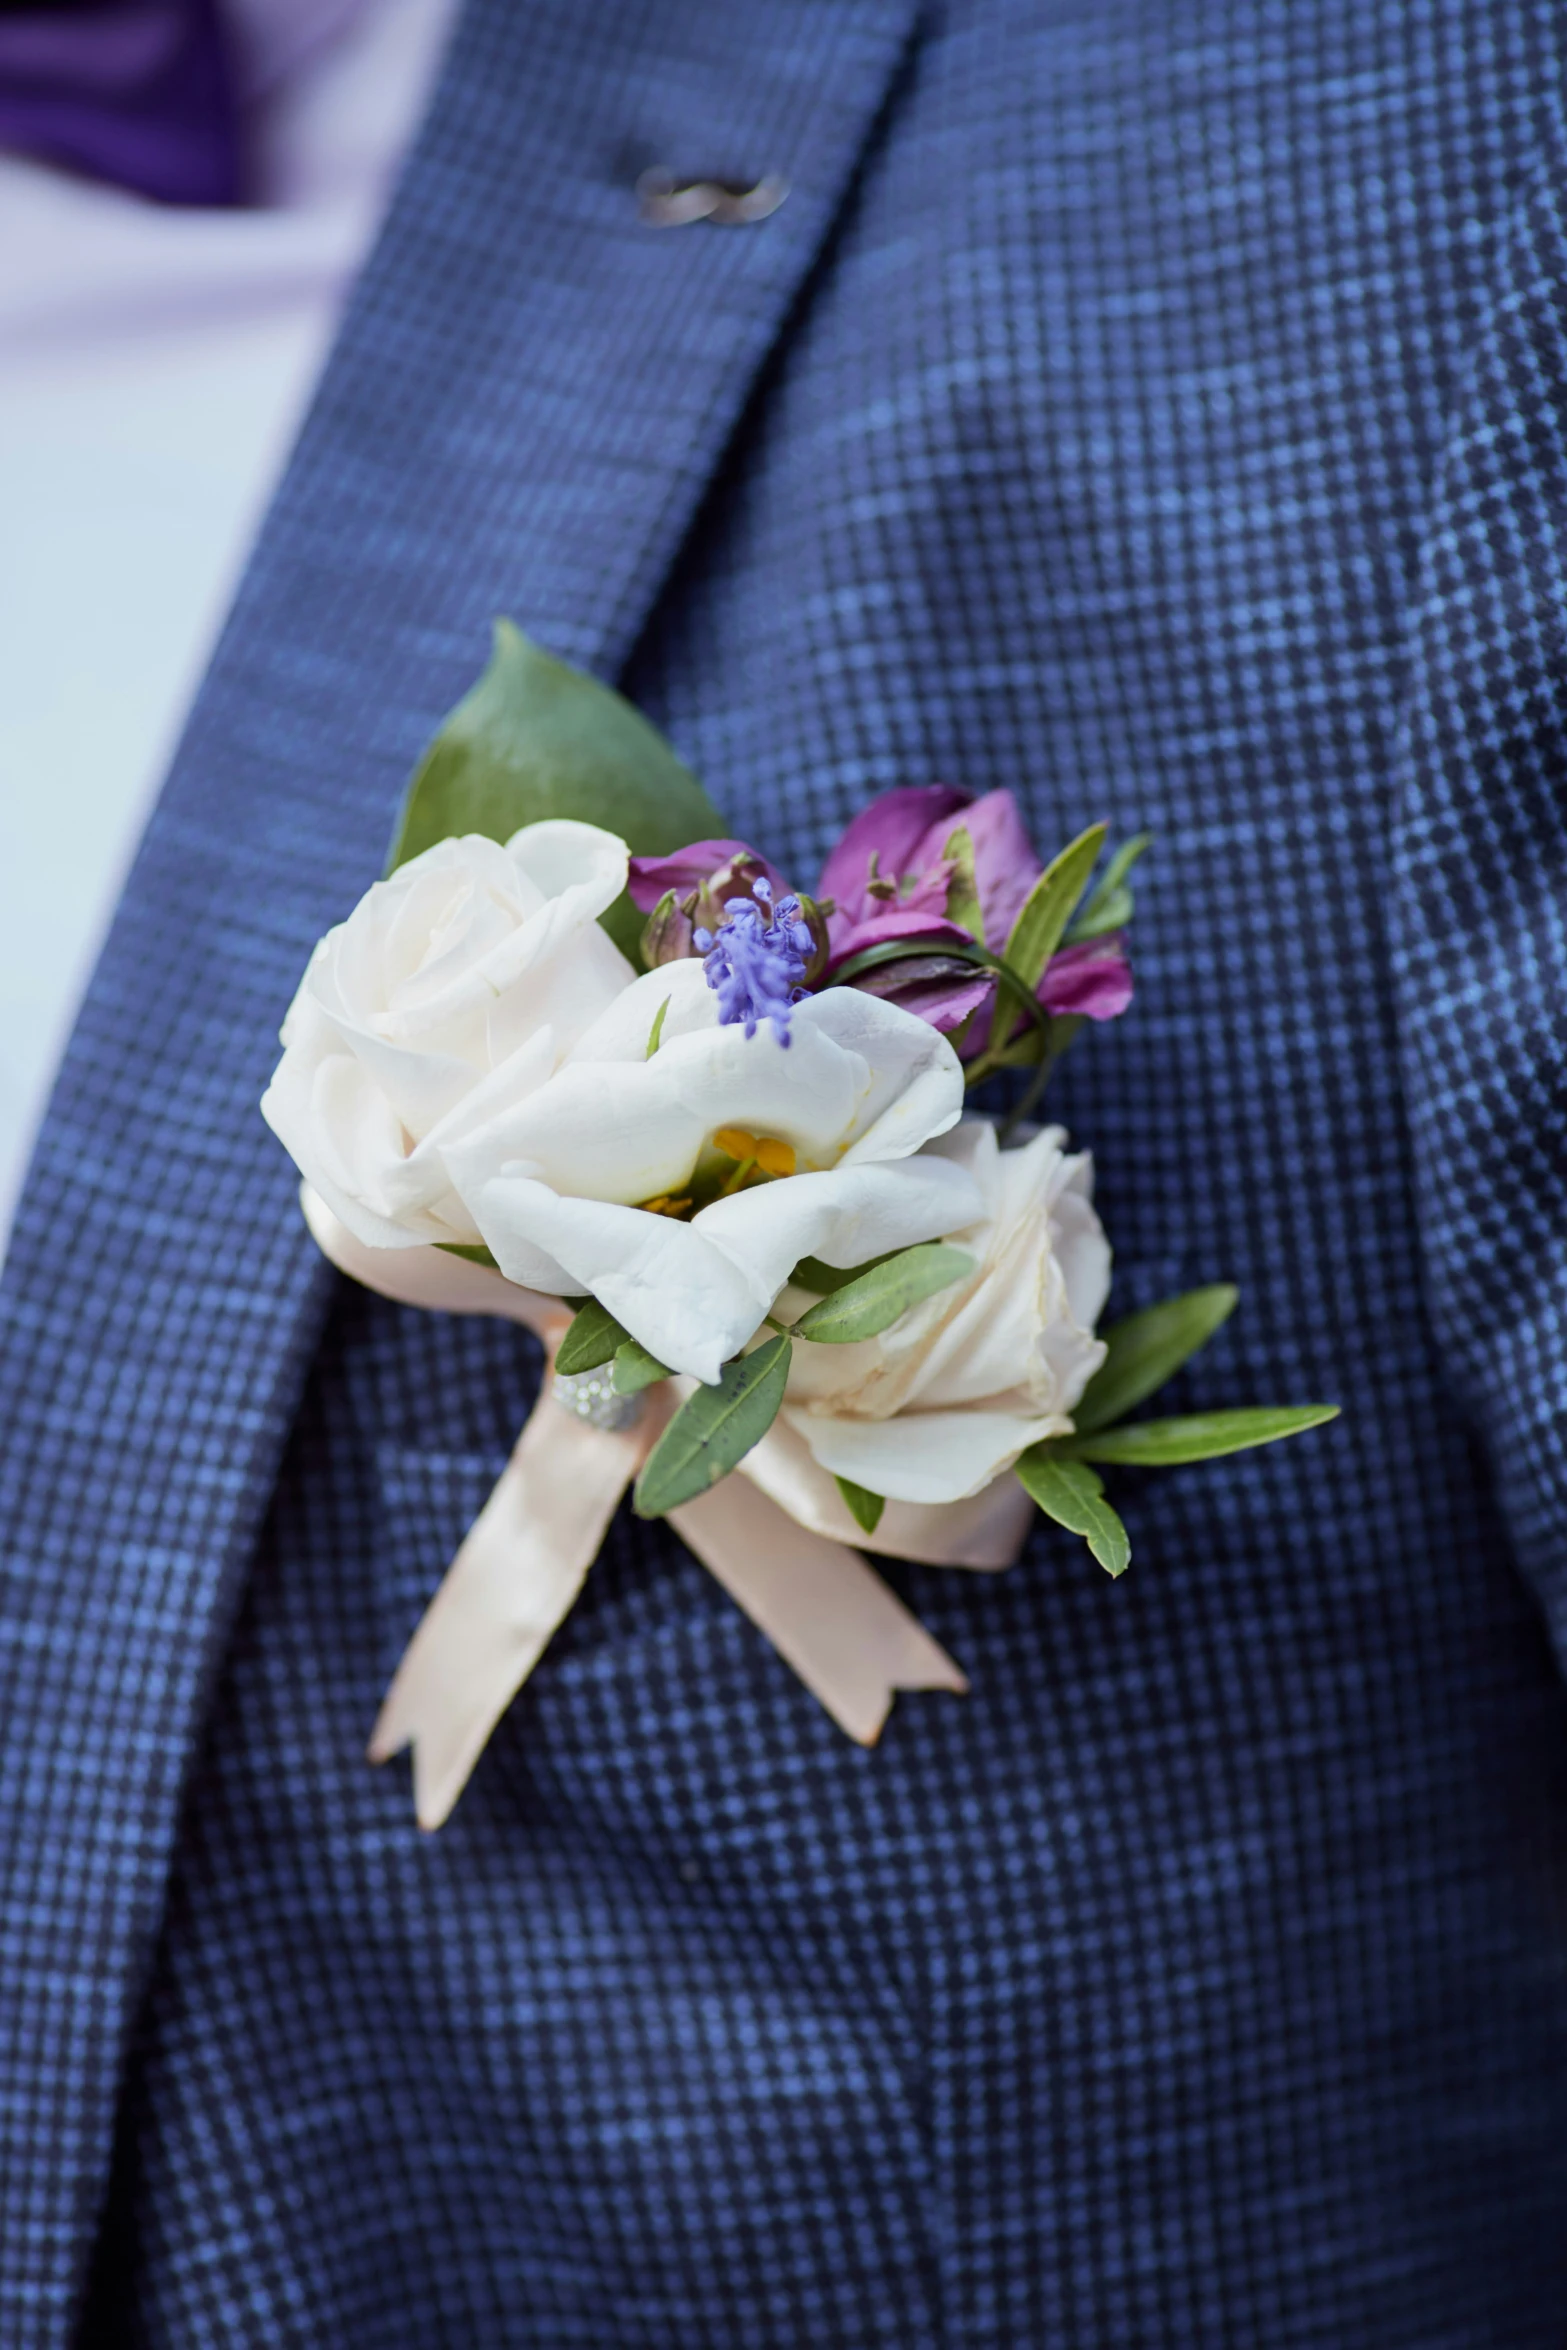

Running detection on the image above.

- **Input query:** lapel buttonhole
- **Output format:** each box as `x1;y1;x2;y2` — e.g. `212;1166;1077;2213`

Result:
637;167;790;227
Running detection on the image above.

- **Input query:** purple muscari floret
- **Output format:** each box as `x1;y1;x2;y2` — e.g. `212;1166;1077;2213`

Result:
695;878;814;1045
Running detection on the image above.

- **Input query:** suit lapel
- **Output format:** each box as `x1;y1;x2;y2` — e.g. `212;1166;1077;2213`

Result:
0;0;916;2326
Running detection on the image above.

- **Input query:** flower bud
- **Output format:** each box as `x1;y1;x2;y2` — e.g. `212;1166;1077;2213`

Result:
640;888;695;967
792;894;832;987
694;852;768;930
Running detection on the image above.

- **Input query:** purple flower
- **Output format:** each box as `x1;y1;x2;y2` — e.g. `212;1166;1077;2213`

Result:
628;837;835;978
817;784;1132;1052
818;786;1041;965
696;879;814;1045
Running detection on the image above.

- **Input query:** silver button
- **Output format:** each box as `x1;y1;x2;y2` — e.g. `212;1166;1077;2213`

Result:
637;168;789;228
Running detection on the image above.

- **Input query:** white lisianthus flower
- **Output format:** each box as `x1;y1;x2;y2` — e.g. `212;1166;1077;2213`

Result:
444;958;979;1383
261;824;634;1247
768;1117;1111;1506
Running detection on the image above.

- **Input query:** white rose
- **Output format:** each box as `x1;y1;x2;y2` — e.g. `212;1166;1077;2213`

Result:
443;957;982;1384
767;1117;1111;1506
261;823;634;1248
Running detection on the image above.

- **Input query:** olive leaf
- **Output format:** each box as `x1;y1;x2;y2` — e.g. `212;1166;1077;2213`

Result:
644;995;672;1058
555;1297;632;1375
633;1335;793;1517
987;821;1107;1054
834;1475;886;1536
792;1244;975;1344
434;1241;502;1269
1054;1404;1339;1467
790;1248;900;1296
1014;1452;1131;1577
612;1338;670;1395
387;620;724;960
1072;1284;1238;1434
1064;831;1150;943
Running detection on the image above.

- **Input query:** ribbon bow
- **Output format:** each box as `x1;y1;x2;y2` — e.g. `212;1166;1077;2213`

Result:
303;1188;1034;1827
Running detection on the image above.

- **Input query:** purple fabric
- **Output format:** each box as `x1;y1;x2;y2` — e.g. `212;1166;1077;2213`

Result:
0;0;240;205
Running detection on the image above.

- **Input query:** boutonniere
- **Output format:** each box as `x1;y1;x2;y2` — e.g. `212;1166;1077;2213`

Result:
263;624;1337;1825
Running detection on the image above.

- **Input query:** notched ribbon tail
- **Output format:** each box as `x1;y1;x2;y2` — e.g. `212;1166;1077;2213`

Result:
671;1477;968;1746
369;1397;651;1830
300;1184;971;1807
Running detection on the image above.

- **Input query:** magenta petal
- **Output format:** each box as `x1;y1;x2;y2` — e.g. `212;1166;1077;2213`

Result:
846;959;994;1039
889;973;994;1036
626;839;780;913
817;785;971;919
908;788;1041;952
897;860;957;921
965;791;1044;950
824;909;975;973
1040;936;1134;1021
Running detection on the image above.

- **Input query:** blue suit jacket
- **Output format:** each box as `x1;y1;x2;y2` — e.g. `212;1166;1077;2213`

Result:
4;1;1567;2340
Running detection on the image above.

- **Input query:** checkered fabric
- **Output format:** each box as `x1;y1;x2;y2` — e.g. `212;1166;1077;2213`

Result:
4;0;1567;2340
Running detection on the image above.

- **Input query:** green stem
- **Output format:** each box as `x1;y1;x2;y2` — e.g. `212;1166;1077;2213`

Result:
998;1020;1080;1142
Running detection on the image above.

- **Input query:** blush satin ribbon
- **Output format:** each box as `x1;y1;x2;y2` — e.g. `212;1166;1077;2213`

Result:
301;1186;1021;1828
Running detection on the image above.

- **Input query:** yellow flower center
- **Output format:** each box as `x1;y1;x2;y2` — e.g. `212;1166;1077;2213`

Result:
713;1127;797;1179
635;1130;799;1221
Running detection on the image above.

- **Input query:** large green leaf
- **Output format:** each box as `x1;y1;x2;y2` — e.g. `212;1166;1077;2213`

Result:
986;821;1107;1054
1072;1284;1239;1434
1055;1403;1339;1467
834;1475;886;1535
1014;1452;1131;1576
792;1244;975;1344
633;1335;793;1517
555;1297;632;1375
386;620;724;960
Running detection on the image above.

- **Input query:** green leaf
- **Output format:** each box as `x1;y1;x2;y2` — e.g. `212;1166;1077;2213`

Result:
555;1297;632;1375
633;1335;793;1516
434;1241;502;1269
1014;1452;1131;1576
1072;1284;1239;1434
941;824;985;941
988;822;1107;1054
1065;830;1150;942
612;1338;670;1395
790;1249;900;1296
792;1244;976;1343
834;1475;886;1535
1055;1403;1340;1467
645;994;672;1058
386;620;724;960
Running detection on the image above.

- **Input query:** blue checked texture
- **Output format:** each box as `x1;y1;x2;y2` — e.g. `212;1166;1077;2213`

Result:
5;0;1567;2341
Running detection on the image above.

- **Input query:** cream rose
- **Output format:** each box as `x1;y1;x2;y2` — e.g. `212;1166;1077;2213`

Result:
261;824;634;1248
766;1117;1110;1506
